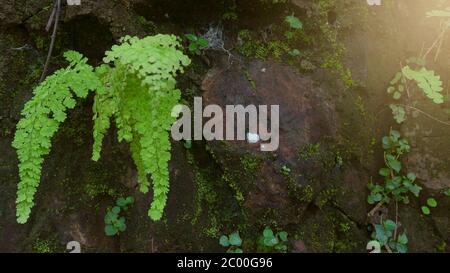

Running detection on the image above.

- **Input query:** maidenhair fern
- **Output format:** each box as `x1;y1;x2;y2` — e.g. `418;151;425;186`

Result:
13;35;190;224
386;58;444;124
401;66;444;104
13;51;102;224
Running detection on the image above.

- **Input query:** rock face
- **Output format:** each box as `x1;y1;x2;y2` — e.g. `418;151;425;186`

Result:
202;59;339;164
200;56;373;251
404;116;450;190
201;58;338;212
0;0;449;253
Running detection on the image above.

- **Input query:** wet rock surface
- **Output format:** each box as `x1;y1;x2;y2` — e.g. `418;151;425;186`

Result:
0;0;449;252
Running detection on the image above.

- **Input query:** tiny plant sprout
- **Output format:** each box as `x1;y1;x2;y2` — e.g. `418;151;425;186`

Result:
422;206;431;215
219;232;243;253
285;15;303;30
257;227;289;253
443;188;450;197
427;198;438;208
422;197;438;216
104;196;134;236
289;49;301;57
185;34;209;55
281;165;291;176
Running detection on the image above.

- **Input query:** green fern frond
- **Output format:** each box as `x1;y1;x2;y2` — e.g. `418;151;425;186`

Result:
13;51;101;224
14;35;190;224
103;35;191;92
402;66;444;104
95;35;189;220
91;65;123;161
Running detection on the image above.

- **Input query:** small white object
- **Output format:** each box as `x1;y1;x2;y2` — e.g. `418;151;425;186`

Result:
67;0;81;5
261;68;266;73
247;132;260;144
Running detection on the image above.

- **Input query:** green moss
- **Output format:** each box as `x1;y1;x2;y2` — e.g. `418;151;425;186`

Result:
35;36;45;51
293;210;361;253
237;30;290;61
209;149;262;206
222;172;245;204
240;154;262;175
321;53;355;88
317;187;338;209
84;182;117;200
189;151;219;224
32;238;55;253
203;216;221;238
256;208;283;230
59;124;88;146
243;70;257;91
234;0;359;90
436;241;447;252
299;185;315;203
298;143;321;161
327;214;361;253
316;3;353;87
222;1;238;21
185;149;243;239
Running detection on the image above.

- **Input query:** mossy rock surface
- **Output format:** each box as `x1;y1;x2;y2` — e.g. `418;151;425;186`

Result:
0;0;449;252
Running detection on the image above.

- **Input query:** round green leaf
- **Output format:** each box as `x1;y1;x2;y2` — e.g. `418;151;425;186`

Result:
263;227;274;239
289;49;301;56
386;154;402;173
285;15;303;29
229;232;242;246
116;198;126;207
383;220;397;232
105;225;118;236
278;231;288;242
421;206;431;215
427;198;438;208
407;172;416;181
396;243;408;253
219;236;230;247
185;34;198;41
197;38;209;48
397;233;408;245
379;168;390;177
112;206;121;214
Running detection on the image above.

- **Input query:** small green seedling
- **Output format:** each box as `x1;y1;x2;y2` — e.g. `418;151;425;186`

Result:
367;130;422;206
371;219;408;253
442;188;450;197
220;232;243;253
284;14;302;55
281;165;291;176
421;206;431;215
422;197;438;216
185;34;209;55
104;196;134;236
285;15;303;30
289;49;301;57
257;227;288;253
